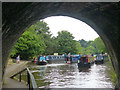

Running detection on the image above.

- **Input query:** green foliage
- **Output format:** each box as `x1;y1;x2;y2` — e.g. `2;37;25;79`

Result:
32;20;58;55
85;46;95;55
10;48;18;57
78;37;107;55
57;30;77;54
105;56;117;86
75;41;82;54
93;37;107;53
10;21;48;60
79;39;88;48
33;20;50;34
44;36;59;55
10;20;107;60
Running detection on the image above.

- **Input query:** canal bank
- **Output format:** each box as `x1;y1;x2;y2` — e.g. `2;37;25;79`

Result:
104;60;117;87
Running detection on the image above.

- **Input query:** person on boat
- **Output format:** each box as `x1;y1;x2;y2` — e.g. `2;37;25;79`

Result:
68;53;71;60
91;54;94;56
67;52;71;64
78;53;82;63
39;55;45;62
64;53;67;63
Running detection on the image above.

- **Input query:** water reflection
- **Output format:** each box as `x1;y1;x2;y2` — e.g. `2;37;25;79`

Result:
78;67;90;72
30;63;113;88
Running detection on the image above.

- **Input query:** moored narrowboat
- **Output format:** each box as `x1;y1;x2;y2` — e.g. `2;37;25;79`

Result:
88;55;95;64
37;56;47;65
95;54;104;64
77;55;91;68
71;54;79;63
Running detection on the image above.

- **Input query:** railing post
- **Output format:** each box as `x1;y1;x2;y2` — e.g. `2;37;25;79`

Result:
27;71;31;90
27;68;38;90
19;72;21;82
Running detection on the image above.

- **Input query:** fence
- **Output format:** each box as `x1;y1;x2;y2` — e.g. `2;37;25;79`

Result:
10;67;38;90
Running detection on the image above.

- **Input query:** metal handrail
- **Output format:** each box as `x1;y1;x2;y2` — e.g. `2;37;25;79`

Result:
10;67;38;90
26;68;38;90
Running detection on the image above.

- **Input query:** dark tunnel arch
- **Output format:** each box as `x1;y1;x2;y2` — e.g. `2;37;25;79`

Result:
2;2;120;89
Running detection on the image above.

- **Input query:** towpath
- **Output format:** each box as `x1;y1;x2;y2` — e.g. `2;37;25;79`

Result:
3;61;28;88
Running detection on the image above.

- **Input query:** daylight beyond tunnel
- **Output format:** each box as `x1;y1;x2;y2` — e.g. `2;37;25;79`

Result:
43;16;99;41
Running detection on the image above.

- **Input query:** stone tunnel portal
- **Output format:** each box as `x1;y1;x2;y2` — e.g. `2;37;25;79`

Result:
2;2;120;89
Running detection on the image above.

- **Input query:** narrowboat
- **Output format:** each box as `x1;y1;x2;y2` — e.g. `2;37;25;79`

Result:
37;56;47;65
47;55;65;64
87;55;95;64
71;54;79;63
95;54;104;64
77;55;91;68
103;54;109;62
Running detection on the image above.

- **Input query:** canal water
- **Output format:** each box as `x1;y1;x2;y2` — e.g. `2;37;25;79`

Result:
29;63;113;88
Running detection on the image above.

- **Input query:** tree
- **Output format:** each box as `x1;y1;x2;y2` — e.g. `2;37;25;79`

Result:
75;41;82;54
10;21;49;60
78;37;107;55
44;36;59;55
79;39;88;48
85;46;95;55
33;20;59;55
33;20;50;35
93;37;107;53
57;30;77;54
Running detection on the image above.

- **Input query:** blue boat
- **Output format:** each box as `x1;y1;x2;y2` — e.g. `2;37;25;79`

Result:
71;54;79;63
37;56;47;65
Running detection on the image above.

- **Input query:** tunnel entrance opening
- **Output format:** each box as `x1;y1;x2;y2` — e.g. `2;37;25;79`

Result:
5;15;116;89
2;2;120;90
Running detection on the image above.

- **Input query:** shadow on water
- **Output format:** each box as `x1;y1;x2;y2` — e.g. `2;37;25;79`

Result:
78;67;91;72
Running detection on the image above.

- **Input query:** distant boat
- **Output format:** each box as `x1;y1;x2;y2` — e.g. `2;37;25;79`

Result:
71;54;79;63
37;56;47;65
47;55;65;64
77;55;92;68
95;54;104;64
